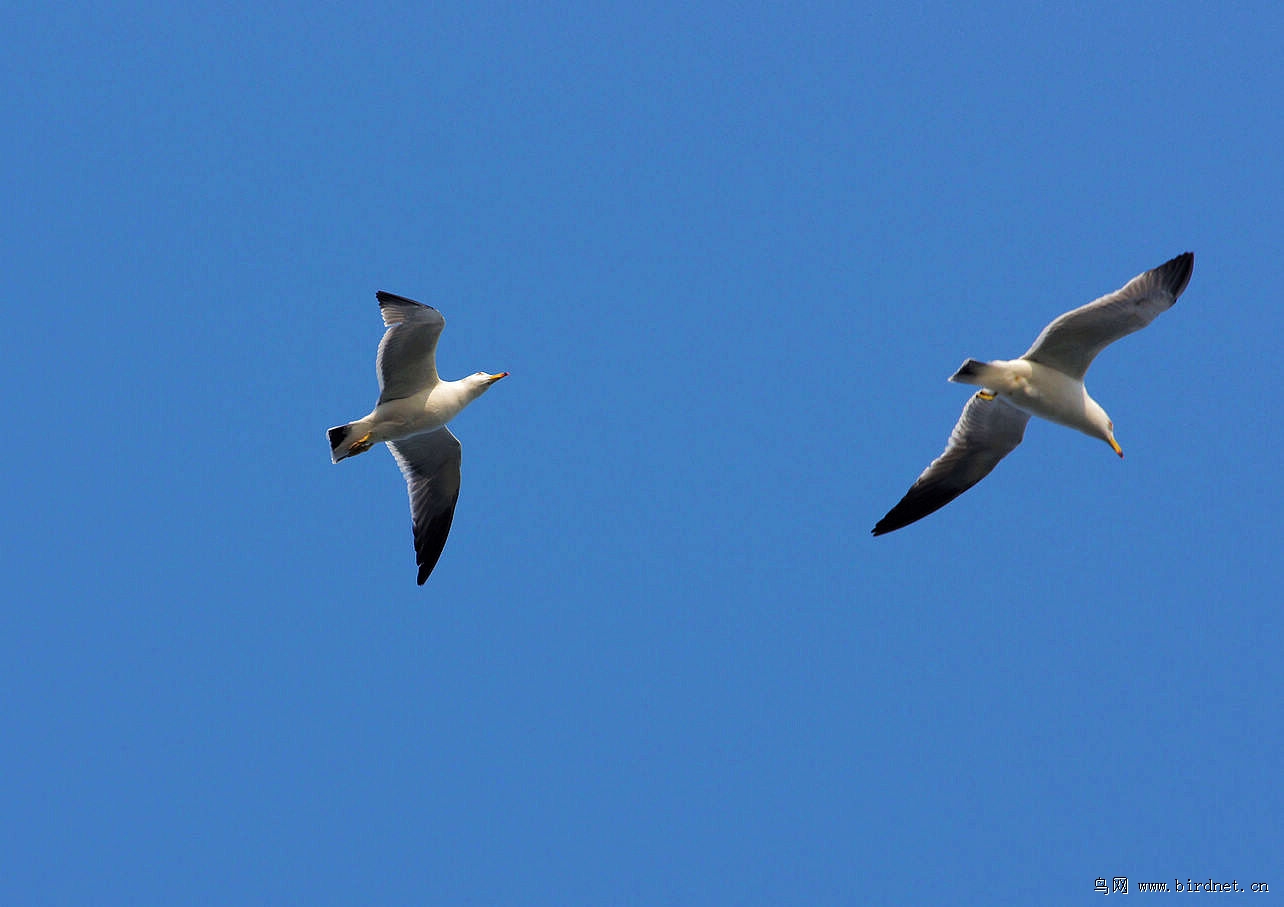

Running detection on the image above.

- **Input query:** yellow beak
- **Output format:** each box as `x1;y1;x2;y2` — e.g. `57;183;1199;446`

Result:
488;372;509;382
1108;436;1123;458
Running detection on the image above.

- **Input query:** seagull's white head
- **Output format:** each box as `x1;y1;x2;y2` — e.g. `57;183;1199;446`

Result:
1085;398;1124;458
1104;420;1123;458
464;371;508;399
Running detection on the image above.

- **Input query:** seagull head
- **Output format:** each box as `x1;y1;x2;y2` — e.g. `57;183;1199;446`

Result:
464;371;508;397
1105;421;1123;458
1083;397;1124;458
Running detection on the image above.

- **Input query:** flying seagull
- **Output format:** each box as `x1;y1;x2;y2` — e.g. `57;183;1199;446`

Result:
329;291;507;584
873;252;1194;536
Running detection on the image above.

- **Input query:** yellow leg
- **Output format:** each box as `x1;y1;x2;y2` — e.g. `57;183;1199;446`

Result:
977;390;996;401
349;432;374;455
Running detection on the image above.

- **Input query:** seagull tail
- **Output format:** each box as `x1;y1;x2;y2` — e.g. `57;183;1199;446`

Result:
328;423;373;463
328;424;353;462
949;358;1002;387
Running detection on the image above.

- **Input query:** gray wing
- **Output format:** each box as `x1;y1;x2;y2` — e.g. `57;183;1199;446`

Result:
872;392;1031;536
387;427;463;585
1022;252;1193;380
375;291;447;404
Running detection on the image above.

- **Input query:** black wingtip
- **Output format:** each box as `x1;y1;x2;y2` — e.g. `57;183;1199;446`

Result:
411;508;457;587
1157;251;1194;300
870;516;905;537
871;516;896;536
377;290;428;308
415;553;440;585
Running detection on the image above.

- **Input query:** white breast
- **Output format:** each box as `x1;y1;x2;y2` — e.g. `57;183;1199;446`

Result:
989;359;1099;435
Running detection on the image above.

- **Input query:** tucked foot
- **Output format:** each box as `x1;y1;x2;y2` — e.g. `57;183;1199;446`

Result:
348;432;374;456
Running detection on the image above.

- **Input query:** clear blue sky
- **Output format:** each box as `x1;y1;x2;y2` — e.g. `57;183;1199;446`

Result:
4;1;1281;903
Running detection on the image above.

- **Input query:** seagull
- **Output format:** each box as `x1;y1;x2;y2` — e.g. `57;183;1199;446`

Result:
872;252;1194;536
328;291;507;584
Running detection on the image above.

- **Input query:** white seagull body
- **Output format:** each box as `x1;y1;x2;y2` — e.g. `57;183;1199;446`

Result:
329;291;507;584
873;252;1194;536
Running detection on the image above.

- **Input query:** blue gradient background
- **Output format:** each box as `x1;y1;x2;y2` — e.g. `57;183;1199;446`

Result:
4;2;1280;903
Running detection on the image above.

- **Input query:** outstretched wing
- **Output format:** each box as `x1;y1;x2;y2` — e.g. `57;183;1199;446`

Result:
375;291;447;403
872;392;1031;536
1022;252;1193;380
387;427;463;585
